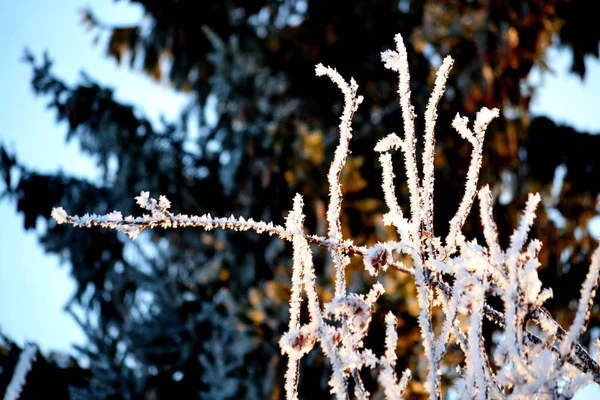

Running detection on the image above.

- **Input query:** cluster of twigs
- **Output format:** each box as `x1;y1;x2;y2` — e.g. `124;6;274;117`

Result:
47;34;600;399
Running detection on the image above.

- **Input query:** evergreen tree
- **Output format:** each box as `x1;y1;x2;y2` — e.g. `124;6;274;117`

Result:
1;1;599;398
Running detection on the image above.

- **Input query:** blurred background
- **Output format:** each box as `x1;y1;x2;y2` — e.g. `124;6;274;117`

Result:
1;0;599;398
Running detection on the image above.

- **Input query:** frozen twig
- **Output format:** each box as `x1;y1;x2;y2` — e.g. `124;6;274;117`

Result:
3;343;37;400
445;108;499;257
316;64;363;298
421;56;453;250
52;202;364;256
381;34;420;230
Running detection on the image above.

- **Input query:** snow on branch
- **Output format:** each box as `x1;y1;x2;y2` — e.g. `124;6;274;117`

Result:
445;107;500;257
380;35;421;233
3;343;37;400
421;56;453;245
52;194;364;256
49;34;600;399
316;63;363;298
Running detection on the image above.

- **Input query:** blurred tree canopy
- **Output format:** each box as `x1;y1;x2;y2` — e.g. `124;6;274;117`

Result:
1;0;600;398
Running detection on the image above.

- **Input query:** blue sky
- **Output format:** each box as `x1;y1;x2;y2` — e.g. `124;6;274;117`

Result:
0;0;187;353
0;1;599;397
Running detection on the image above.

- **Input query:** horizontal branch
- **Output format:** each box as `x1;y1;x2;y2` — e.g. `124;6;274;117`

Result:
51;207;366;256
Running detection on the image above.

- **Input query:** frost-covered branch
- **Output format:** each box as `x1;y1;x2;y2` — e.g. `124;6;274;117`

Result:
421;56;453;248
445;108;499;257
52;192;364;256
316;63;363;298
49;34;600;399
3;343;37;400
381;35;421;233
